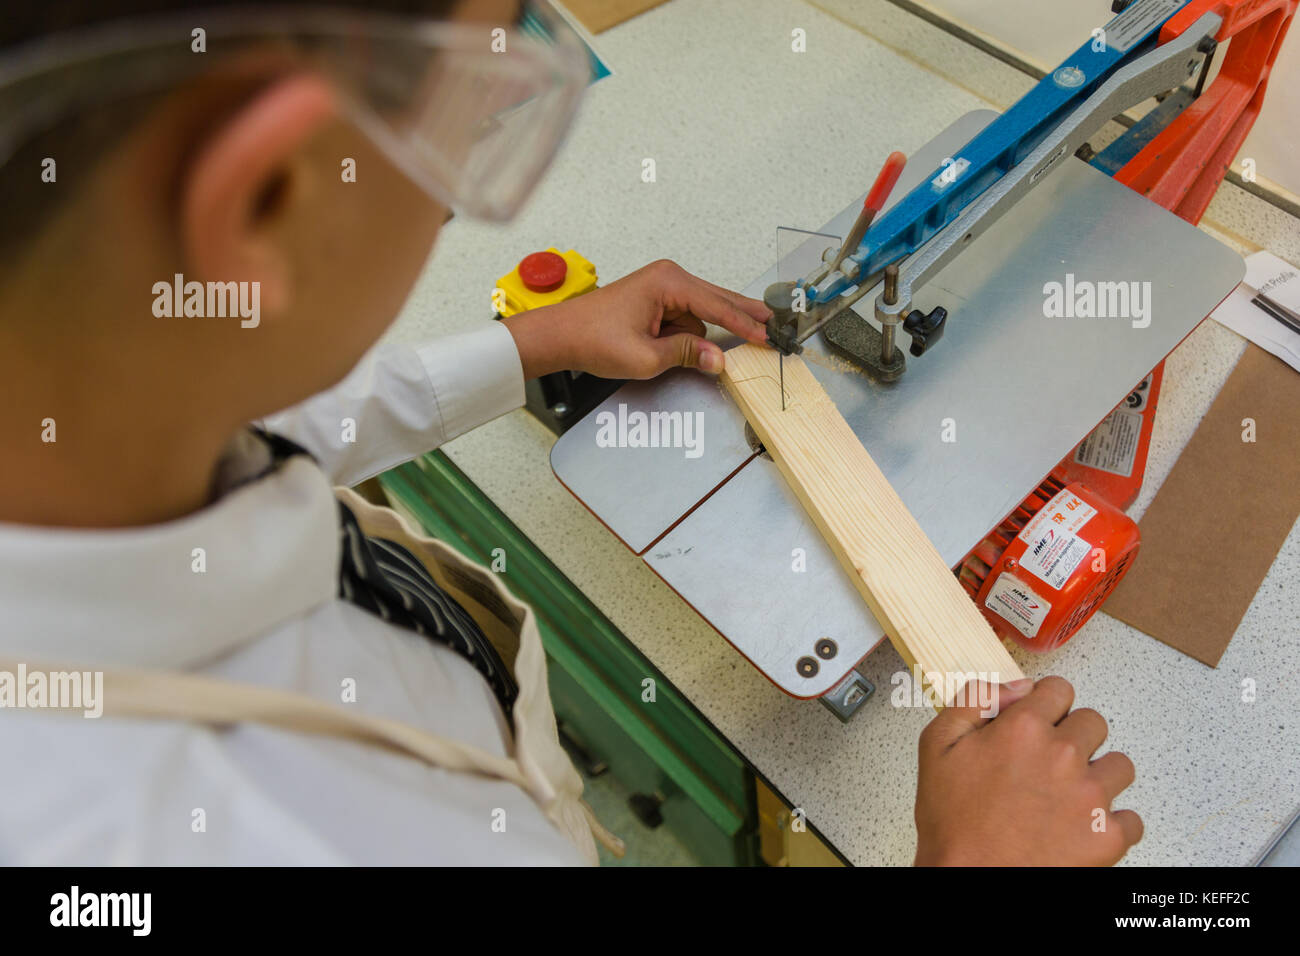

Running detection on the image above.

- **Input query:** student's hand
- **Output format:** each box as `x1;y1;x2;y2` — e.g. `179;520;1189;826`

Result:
502;259;771;380
914;676;1142;866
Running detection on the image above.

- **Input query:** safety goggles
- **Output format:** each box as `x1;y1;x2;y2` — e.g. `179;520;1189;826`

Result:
0;2;592;220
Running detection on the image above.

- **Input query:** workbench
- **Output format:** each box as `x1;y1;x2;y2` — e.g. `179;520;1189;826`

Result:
384;0;1300;865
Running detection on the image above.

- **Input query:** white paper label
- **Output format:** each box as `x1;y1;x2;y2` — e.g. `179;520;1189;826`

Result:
1210;251;1300;374
1017;489;1098;590
1108;0;1185;53
985;572;1051;639
1074;407;1141;476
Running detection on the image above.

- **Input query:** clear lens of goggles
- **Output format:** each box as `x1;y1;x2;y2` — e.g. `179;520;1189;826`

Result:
341;3;591;220
0;2;592;221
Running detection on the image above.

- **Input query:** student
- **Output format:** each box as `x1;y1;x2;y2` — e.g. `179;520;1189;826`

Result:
0;0;1140;865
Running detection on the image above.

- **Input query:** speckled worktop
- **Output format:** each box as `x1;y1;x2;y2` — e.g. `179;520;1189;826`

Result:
387;0;1300;865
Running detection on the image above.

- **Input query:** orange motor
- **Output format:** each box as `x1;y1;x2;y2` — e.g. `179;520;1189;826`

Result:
960;477;1139;652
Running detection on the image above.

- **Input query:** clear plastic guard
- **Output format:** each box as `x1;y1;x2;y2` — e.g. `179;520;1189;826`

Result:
776;226;842;285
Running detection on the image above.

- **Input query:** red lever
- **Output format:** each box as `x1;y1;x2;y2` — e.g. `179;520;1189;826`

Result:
826;150;909;278
864;150;908;214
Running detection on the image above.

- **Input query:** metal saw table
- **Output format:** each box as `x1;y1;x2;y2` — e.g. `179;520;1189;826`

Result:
552;108;1242;704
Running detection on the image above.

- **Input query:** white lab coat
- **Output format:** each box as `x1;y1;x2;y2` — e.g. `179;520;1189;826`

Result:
0;322;600;865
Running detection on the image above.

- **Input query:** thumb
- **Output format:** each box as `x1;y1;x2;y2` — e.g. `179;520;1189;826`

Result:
652;333;724;375
922;678;1036;752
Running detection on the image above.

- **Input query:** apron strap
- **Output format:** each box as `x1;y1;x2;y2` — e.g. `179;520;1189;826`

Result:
0;655;624;860
0;656;527;785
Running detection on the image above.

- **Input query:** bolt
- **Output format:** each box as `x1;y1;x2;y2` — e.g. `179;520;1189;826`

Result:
1053;66;1086;88
880;264;900;363
883;263;898;305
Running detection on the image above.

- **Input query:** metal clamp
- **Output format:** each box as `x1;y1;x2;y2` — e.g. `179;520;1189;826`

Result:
819;668;876;723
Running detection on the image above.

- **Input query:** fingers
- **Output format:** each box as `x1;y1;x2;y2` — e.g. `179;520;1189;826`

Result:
649;332;723;375
682;288;769;344
662;314;708;339
920;677;1035;753
652;260;770;344
1109;808;1144;849
1058;707;1108;760
1014;675;1075;726
1090;750;1136;800
694;275;773;322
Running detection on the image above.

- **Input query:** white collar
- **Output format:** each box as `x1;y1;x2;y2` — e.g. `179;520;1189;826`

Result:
0;447;340;670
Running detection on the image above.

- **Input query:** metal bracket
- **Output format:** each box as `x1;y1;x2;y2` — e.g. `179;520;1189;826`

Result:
819;669;876;723
821;309;906;381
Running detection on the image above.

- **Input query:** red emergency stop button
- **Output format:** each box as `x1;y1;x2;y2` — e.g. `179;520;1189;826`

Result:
518;251;568;293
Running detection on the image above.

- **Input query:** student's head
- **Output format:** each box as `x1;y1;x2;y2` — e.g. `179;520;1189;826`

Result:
0;0;586;427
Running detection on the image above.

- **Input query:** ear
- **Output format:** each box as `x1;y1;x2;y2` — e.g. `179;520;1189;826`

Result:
179;73;337;315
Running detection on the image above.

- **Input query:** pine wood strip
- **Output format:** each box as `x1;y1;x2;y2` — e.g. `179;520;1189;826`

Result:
720;343;1023;706
561;0;670;34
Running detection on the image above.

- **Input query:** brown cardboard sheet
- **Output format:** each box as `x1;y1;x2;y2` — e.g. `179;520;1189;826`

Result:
1103;344;1300;665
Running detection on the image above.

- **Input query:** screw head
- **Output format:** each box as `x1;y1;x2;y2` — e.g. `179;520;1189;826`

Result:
1053;66;1086;88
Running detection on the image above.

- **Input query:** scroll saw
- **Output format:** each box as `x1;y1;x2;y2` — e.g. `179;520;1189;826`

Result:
551;0;1295;719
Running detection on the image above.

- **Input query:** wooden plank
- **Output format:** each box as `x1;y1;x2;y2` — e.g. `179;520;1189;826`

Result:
720;343;1023;706
561;0;672;34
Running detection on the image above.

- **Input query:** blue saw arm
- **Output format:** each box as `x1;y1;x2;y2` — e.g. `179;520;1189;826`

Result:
807;0;1195;306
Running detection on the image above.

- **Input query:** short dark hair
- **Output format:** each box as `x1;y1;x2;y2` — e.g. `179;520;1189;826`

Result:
1;0;458;54
0;1;461;265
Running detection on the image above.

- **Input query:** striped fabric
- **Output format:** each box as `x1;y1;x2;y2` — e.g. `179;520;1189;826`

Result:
334;500;518;714
241;428;518;716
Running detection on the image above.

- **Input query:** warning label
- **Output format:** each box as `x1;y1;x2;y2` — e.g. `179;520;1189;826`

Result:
1017;489;1098;590
1108;0;1185;53
1074;407;1141;477
985;572;1051;639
